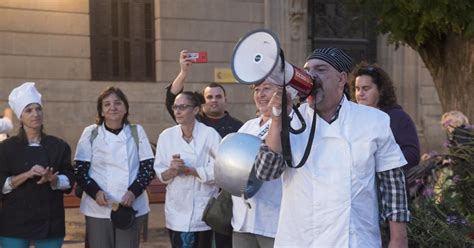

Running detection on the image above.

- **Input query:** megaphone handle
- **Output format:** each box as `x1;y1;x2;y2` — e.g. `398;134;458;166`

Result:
289;105;306;134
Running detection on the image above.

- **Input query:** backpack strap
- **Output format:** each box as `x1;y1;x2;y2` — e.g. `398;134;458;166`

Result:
75;125;99;199
89;124;139;150
89;124;99;145
129;124;139;151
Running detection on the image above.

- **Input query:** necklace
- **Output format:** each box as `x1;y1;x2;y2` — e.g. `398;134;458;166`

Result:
182;134;193;143
181;126;194;143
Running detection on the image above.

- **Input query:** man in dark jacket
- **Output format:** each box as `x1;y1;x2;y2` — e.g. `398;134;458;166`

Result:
165;50;243;138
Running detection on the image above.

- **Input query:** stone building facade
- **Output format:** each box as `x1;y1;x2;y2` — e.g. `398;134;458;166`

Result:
0;0;445;153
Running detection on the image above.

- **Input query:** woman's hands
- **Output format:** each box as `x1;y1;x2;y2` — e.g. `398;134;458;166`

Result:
94;190;136;208
36;167;59;186
95;191;109;206
8;165;58;190
121;191;136;207
161;154;198;181
27;165;46;179
161;154;183;181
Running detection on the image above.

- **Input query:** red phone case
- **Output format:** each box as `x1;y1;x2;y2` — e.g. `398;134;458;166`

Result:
186;51;208;63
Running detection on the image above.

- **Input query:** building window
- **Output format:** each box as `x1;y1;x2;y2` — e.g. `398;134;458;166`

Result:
308;0;377;63
90;0;155;81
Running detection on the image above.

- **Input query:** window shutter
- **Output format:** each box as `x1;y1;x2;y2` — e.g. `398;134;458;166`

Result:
90;0;155;81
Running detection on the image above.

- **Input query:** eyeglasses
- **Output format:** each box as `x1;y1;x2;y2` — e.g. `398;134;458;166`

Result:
172;104;195;111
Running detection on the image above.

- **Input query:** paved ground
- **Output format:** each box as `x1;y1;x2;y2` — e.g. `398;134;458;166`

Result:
63;204;171;248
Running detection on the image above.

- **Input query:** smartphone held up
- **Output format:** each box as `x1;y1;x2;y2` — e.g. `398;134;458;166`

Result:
185;51;208;63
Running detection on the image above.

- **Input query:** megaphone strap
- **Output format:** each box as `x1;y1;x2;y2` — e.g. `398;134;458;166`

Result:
282;103;317;169
276;48;316;169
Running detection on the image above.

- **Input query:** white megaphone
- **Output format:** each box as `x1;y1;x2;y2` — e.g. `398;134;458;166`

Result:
231;29;314;98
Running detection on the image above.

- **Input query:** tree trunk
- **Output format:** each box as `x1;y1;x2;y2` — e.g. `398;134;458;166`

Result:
415;34;474;121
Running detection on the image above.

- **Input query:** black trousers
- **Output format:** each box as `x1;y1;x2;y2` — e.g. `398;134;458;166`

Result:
215;232;232;248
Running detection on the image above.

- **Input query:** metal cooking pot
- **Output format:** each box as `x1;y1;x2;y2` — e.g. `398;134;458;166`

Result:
214;133;263;199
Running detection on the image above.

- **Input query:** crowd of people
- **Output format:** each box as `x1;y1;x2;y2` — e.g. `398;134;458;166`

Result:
0;47;465;248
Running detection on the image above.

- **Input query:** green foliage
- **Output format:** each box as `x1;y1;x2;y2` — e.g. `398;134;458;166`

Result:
409;199;473;247
354;0;474;47
408;127;474;247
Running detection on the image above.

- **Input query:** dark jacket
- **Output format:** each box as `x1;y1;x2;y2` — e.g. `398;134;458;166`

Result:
381;105;421;171
165;86;243;137
0;134;74;239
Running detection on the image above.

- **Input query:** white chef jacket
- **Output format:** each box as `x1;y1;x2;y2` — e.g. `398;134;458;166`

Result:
274;98;407;248
154;121;221;232
232;117;282;238
74;123;155;218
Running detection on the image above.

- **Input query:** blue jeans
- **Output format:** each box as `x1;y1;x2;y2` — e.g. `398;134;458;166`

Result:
0;237;63;248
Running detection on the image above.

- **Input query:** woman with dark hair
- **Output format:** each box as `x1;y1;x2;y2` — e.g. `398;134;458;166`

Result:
0;82;74;248
349;63;420;171
74;86;155;248
154;91;221;248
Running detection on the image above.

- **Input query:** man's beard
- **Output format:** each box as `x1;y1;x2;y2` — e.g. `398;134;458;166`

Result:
308;77;324;109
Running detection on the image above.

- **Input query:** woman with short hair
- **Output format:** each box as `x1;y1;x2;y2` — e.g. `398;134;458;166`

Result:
231;79;282;248
74;86;155;248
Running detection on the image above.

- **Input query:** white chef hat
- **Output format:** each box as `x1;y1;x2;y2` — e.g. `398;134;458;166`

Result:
8;82;42;119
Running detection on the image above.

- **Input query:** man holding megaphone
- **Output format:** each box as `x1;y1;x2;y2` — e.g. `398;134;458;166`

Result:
253;48;410;248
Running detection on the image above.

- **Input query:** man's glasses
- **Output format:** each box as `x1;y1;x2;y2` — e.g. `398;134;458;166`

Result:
172;104;195;111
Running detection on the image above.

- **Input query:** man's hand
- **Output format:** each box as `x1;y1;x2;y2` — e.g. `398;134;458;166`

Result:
179;50;193;74
268;87;291;120
388;221;408;248
170;51;193;95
